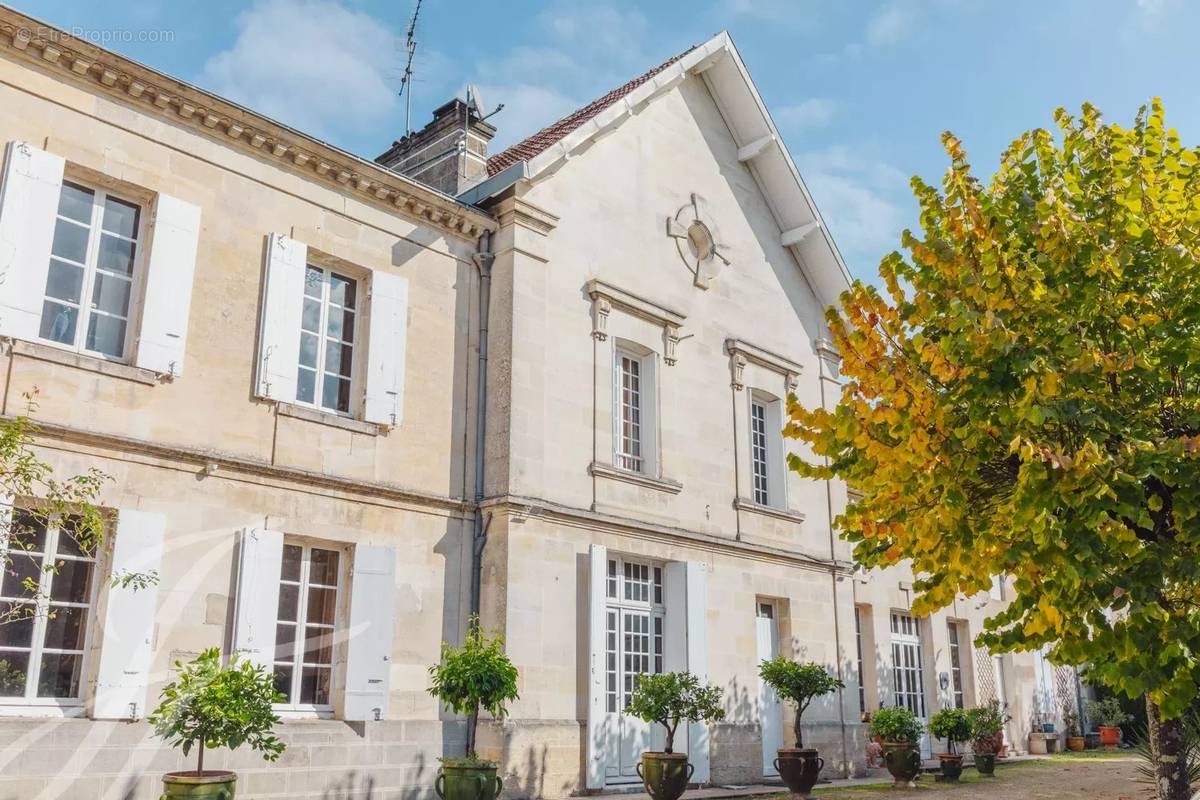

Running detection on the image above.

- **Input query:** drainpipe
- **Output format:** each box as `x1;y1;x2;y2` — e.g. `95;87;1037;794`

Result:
466;228;494;757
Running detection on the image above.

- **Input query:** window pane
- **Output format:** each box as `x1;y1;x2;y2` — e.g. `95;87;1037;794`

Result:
299;332;319;369
39;301;78;346
274;623;296;661
277;583;299;622
306;587;336;626
43;605;88;651
272;665;293;702
303;266;323;299
296;367;316;404
91;271;132;317
36;652;82;698
329;273;356;309
281;545;302;582
1;554;43;599
0;652;29;697
50;219;89;264
55;517;93;558
301;298;321;333
326;308;347;340
322;375;350;413
57;183;94;224
303;626;334;663
10;512;48;553
96;235;136;277
45;260;84;304
0;603;35;647
324;341;353;377
300;666;331;705
48;558;92;603
308;549;339;586
85;313;127;357
101;196;139;240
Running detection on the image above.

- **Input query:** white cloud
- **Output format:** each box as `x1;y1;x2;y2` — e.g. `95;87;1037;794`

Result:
199;0;399;140
716;0;822;26
776;98;838;131
476;83;580;151
866;2;918;46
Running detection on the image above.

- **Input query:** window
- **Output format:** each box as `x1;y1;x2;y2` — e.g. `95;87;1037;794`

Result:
891;612;926;717
947;621;965;709
40;181;142;360
297;266;359;415
603;556;665;713
855;606;867;713
751;400;770;504
0;511;97;703
274;542;342;711
615;350;644;472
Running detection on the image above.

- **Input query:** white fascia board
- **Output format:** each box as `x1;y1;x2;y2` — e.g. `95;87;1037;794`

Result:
737;134;777;163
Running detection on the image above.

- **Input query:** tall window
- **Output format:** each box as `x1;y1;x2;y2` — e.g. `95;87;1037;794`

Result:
891;612;926;717
854;606;867;713
298;266;358;414
947;621;965;709
615;350;644;472
751;400;770;504
604;556;664;713
274;543;341;711
0;511;97;702
41;181;142;360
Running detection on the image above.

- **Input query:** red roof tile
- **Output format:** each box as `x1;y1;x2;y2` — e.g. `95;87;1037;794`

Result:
486;45;698;176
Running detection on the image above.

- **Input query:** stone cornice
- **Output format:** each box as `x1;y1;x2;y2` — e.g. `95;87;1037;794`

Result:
0;8;494;242
725;337;803;392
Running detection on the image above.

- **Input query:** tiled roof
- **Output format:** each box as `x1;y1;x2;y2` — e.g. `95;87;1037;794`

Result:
486;45;698;176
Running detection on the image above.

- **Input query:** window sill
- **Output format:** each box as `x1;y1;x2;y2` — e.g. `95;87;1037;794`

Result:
734;497;806;524
9;339;160;385
589;461;682;494
275;402;384;436
0;701;85;718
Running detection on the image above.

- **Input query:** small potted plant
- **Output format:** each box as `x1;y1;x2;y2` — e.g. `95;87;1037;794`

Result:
1085;697;1131;750
626;672;726;800
149;648;285;800
869;706;923;786
927;707;970;781
428;617;520;800
757;657;844;798
1062;702;1085;752
966;701;1007;775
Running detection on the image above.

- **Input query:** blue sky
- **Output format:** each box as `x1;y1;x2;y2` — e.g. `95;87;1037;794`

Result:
15;0;1200;280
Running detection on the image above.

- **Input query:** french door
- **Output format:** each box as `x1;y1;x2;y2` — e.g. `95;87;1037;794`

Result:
756;602;783;776
891;613;931;758
603;557;666;780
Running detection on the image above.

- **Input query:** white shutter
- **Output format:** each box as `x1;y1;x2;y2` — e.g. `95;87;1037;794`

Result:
93;510;165;719
585;543;608;790
685;560;710;785
363;270;409;427
231;527;283;670
0;141;64;342
135;192;201;377
344;544;397;721
255;234;307;402
663;563;687;673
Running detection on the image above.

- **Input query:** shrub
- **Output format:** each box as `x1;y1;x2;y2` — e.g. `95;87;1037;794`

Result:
428;616;520;760
757;657;844;749
966;700;1008;752
626;672;726;754
149;648;284;776
1086;697;1133;729
869;706;923;744
928;707;971;755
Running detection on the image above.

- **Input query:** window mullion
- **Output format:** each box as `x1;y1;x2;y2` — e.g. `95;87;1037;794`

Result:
293;546;311;704
25;523;58;699
73;193;106;354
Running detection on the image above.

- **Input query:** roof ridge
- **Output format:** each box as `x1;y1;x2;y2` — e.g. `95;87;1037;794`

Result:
485;43;700;176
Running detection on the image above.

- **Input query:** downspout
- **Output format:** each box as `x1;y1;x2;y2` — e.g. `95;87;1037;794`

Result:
466;228;494;757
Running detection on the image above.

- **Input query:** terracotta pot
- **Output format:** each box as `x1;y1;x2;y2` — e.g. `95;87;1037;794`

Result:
435;762;502;800
162;771;237;800
882;741;922;787
975;753;996;775
1067;736;1085;752
773;748;823;799
1099;726;1121;750
937;754;963;781
637;752;694;800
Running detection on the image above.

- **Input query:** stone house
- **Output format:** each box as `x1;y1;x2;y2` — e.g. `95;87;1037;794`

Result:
0;7;1074;799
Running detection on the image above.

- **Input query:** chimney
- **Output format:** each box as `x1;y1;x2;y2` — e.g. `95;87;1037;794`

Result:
375;98;497;196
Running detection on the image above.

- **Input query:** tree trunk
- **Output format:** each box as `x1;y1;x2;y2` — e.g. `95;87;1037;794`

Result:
197;744;205;776
665;721;676;754
466;706;478;759
1147;696;1191;800
794;710;804;750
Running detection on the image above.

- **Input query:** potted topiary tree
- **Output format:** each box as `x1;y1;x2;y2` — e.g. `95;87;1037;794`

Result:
1085;697;1132;750
965;701;1007;775
869;706;923;787
626;672;726;800
428;617;520;800
927;707;971;781
149;648;285;800
757;657;844;798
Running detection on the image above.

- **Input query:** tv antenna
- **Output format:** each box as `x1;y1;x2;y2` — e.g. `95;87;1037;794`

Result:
398;0;424;136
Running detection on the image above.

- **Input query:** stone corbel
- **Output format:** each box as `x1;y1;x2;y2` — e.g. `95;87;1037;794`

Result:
786;370;800;395
664;324;681;366
731;352;747;391
592;297;611;341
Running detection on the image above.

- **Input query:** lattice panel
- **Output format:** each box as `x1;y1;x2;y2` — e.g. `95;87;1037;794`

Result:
974;647;997;704
1055;666;1077;713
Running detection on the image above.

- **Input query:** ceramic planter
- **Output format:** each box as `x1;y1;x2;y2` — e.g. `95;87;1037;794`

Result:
1067;736;1085;752
881;741;922;787
773;748;824;799
937;754;963;781
974;752;996;775
1099;726;1121;750
637;752;694;800
162;771;237;800
436;761;503;800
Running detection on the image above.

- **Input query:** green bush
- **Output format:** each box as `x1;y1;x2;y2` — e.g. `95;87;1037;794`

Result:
626;672;726;754
149;648;284;776
428;617;520;760
869;706;923;744
966;700;1008;751
1086;697;1133;728
757;657;843;749
928;707;971;754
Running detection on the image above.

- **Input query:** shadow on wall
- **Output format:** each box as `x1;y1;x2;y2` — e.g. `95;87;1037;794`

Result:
323;771;377;800
500;742;551;800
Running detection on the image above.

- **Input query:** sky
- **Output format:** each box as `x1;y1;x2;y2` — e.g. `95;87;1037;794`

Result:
14;0;1200;281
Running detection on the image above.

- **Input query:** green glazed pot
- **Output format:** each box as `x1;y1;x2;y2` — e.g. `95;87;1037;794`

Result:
161;771;237;800
637;752;694;800
937;754;963;781
435;762;503;800
773;748;823;799
881;742;922;786
975;752;996;775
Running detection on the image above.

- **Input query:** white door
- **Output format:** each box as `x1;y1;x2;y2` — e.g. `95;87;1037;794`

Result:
602;557;666;781
757;602;783;775
890;613;931;759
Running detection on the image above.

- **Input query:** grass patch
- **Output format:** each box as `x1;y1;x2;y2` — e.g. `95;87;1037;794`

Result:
1049;749;1136;761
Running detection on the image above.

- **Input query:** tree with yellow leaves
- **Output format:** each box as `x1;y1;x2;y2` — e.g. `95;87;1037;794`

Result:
788;99;1200;800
